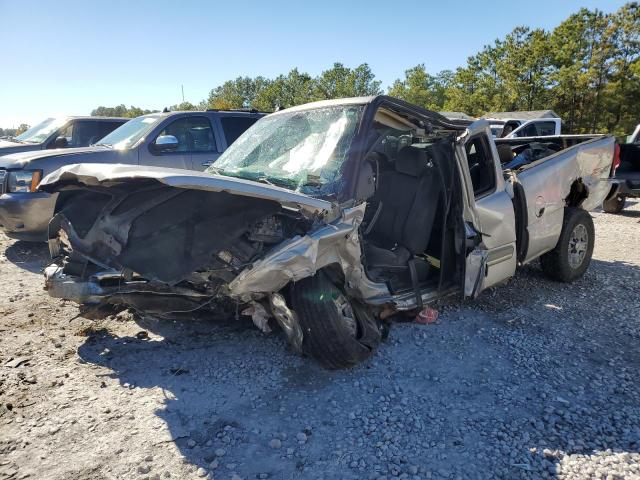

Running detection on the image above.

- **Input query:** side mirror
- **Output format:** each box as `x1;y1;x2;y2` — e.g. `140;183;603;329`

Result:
153;135;179;152
53;136;68;148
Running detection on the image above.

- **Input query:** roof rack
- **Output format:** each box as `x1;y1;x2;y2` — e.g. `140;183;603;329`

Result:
205;108;268;114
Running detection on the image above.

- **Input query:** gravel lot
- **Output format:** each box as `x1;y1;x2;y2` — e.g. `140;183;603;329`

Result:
1;202;639;480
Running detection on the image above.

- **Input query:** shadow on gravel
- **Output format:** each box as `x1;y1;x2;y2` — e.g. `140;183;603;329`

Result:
4;240;50;273
619;209;640;219
76;314;337;479
72;257;640;479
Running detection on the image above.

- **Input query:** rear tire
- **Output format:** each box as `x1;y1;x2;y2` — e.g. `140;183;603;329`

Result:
290;271;381;369
540;207;594;282
603;195;625;214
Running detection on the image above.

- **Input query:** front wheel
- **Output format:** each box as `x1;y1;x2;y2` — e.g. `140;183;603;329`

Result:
540;207;595;282
289;271;381;369
603;195;625;214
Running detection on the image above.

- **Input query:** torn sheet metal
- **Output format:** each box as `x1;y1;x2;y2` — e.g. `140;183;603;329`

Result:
242;302;272;333
269;293;303;354
228;204;388;302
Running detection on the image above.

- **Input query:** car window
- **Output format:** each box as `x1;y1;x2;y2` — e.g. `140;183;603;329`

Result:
155;116;216;153
56;123;74;146
515;123;538;137
465;136;496;197
220;116;259;145
535;121;556;136
68;121;123;147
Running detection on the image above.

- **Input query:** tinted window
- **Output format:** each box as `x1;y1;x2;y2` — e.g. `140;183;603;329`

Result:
515;123;538;137
515;121;557;137
465;136;496;197
220;116;259;145
535;121;557;136
69;121;123;147
156;116;216;153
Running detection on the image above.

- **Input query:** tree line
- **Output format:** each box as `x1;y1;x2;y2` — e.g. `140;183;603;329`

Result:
92;2;638;136
0;124;30;138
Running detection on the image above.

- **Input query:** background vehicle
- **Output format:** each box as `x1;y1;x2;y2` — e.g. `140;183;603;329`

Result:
39;96;615;369
0;117;127;155
0;109;264;241
484;110;562;138
603;123;640;213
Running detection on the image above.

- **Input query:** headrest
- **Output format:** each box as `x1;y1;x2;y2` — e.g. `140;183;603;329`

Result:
496;144;514;164
395;146;428;177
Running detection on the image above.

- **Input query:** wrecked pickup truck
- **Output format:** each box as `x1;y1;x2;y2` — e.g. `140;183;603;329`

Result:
39;96;616;369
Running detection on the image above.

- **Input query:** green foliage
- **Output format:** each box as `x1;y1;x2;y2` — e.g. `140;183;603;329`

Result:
0;124;29;137
388;65;452;110
201;63;381;112
91;105;159;118
169;102;199;111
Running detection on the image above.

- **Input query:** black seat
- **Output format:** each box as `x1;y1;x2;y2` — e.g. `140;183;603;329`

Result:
364;146;441;292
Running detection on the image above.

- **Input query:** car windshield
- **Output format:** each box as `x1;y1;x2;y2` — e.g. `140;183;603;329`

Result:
95;115;162;149
15;117;69;144
209;105;363;197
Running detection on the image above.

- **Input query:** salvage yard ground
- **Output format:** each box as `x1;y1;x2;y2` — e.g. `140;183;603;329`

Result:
1;203;639;480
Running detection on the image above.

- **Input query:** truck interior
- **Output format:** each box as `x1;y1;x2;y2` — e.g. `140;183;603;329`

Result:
494;135;602;172
359;106;465;306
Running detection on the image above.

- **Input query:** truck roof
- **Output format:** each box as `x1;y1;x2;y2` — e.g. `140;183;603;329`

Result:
137;110;266;120
64;116;129;121
440;111;476;121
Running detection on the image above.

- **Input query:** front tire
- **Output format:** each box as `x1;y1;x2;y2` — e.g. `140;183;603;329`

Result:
603;195;625;214
290;271;381;369
540;207;594;282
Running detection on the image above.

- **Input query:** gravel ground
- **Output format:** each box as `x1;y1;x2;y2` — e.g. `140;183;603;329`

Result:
1;202;639;480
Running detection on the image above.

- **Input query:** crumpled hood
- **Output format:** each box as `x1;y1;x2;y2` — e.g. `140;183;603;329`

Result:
0;146;106;169
40;162;333;216
0;139;41;156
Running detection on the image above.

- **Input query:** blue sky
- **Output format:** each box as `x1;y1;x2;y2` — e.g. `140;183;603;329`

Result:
0;0;629;128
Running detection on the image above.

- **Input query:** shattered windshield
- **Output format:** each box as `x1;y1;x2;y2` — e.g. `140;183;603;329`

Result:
209;105;364;197
15;117;68;144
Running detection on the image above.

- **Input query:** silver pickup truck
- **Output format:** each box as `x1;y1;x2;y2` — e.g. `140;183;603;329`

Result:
40;96;615;369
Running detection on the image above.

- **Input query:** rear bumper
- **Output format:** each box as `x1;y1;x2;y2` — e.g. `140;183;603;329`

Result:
0;192;56;241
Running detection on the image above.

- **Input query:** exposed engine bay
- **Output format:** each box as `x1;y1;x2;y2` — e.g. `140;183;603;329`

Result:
45;182;320;314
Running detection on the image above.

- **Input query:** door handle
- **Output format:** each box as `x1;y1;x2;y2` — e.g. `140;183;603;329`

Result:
201;161;213;167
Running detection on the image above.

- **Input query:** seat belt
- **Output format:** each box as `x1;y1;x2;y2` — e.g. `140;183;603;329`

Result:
363;202;383;235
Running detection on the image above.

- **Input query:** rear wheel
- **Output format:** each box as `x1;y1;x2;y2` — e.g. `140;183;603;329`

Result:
540;207;594;282
603;195;625;214
290;271;381;369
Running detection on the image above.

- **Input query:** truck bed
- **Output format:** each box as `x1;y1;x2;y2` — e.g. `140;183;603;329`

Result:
495;134;615;264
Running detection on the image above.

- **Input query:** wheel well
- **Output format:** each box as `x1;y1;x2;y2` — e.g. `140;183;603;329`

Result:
565;179;588;207
54;190;84;215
